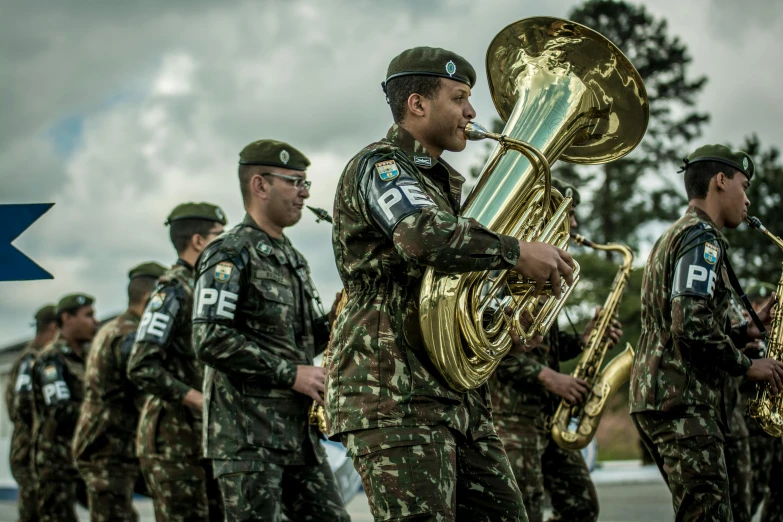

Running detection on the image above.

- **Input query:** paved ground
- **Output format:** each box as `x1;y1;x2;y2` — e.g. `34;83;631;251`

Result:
0;481;678;522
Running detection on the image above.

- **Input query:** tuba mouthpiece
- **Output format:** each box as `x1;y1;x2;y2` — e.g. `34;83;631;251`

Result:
464;122;490;141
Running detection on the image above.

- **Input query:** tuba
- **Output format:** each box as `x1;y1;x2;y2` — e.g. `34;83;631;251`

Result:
551;235;635;450
419;17;649;392
745;216;783;436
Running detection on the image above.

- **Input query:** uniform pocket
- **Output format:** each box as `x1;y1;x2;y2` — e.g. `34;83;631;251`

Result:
241;383;307;451
344;426;454;521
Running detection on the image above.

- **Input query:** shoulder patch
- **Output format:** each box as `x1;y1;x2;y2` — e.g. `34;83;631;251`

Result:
214;262;233;282
43;364;58;382
704;241;719;264
148;292;165;311
375;160;400;181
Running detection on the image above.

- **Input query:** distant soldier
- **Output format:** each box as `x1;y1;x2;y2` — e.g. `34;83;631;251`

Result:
192;140;349;521
631;145;783;521
32;294;98;522
73;262;167;522
490;180;621;522
128;203;226;522
5;304;57;522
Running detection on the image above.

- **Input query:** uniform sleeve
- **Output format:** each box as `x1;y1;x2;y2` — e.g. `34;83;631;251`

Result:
6;353;36;424
359;156;520;274
35;355;80;431
555;330;584;362
670;227;751;377
493;352;545;387
127;282;193;404
192;243;298;388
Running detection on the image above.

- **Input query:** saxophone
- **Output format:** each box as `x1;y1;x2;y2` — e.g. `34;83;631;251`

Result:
745;216;783;436
550;234;635;450
305;206;340;434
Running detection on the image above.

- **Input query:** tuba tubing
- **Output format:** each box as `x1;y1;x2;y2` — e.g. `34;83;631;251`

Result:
418;17;649;392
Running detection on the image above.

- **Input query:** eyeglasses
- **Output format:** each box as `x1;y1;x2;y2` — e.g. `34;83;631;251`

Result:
262;172;312;191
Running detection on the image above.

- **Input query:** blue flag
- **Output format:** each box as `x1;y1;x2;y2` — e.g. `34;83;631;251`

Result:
0;204;54;281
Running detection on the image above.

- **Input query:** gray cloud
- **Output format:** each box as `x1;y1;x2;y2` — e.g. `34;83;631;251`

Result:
2;0;782;343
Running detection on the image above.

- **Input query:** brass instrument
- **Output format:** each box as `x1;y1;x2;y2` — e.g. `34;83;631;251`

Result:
745;216;783;436
419;17;649;391
306;205;338;434
551;235;635;450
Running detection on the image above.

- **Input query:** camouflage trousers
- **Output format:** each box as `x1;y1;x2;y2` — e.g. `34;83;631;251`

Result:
139;456;222;522
724;434;752;522
743;413;777;517
760;437;783;522
633;411;732;522
78;460;139;522
495;415;598;522
11;467;37;522
212;458;350;522
341;425;527;522
35;476;87;522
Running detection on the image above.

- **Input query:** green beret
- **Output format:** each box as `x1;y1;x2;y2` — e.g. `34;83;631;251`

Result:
681;144;755;180
746;282;776;301
384;47;476;89
56;293;94;316
34;304;57;324
128;261;167;280
552;178;581;207
239;139;310;172
166;202;227;226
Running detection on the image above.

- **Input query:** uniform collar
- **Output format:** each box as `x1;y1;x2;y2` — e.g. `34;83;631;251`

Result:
686;206;728;243
123;307;142;322
242;213;291;259
175;258;194;271
385;124;466;209
386;124;439;170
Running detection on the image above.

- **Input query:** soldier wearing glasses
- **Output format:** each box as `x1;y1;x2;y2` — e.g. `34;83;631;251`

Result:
192;140;348;521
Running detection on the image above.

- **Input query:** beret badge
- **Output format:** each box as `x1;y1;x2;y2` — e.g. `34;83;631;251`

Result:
280;150;290;165
743;157;749;170
445;60;456;77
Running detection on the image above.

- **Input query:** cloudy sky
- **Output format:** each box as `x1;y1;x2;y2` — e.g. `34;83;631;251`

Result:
2;0;782;345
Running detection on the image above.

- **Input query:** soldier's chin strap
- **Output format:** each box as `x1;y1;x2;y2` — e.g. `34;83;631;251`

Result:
724;256;768;339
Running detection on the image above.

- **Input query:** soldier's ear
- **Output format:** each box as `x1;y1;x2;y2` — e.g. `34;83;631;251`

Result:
251;174;271;200
407;93;427;119
714;171;728;192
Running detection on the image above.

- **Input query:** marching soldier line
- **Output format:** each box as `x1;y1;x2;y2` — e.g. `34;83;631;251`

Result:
5;32;783;522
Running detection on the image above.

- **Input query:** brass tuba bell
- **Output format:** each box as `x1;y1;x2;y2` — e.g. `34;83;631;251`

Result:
419;17;649;392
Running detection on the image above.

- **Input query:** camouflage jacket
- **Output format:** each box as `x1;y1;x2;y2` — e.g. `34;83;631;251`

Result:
5;341;45;471
193;214;330;465
630;206;752;432
73;309;144;465
31;337;85;479
326;124;520;437
490;323;583;419
128;260;204;459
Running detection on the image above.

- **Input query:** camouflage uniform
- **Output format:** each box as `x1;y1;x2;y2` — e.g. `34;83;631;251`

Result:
192;214;349;521
631;206;753;521
490;323;598;522
31;337;88;522
5;341;46;522
723;376;752;522
127;260;222;522
73;309;144;522
328;124;526;521
759;438;783;521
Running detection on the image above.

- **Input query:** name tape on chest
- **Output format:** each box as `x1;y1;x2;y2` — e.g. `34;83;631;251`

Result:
197;288;238;320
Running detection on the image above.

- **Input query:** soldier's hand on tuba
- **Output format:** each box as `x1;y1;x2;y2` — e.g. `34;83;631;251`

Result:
293;365;326;405
515;241;575;298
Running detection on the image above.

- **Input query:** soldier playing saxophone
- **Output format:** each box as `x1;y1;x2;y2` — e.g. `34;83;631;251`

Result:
631;145;783;521
490;179;622;522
